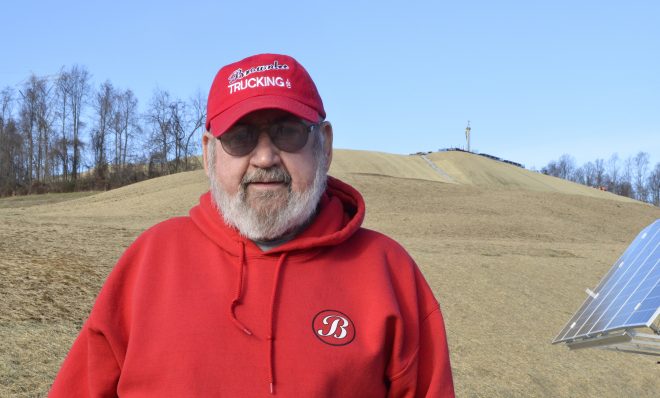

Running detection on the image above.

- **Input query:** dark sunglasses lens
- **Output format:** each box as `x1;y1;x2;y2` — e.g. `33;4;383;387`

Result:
271;121;309;152
219;126;258;156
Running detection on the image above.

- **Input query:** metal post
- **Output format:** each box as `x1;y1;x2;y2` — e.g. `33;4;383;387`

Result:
465;121;471;152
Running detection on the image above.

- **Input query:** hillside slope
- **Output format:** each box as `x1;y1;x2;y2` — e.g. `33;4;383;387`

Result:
329;149;452;183
1;148;658;397
32;149;639;227
426;150;637;202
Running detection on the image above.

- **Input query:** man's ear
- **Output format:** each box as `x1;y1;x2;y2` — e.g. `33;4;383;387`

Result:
202;133;211;177
321;121;333;172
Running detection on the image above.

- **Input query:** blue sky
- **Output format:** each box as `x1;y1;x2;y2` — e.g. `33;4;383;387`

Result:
2;0;658;170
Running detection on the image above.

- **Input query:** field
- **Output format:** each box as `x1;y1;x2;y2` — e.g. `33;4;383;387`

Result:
1;150;658;397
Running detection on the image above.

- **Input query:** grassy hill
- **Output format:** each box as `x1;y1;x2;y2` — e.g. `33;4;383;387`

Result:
1;149;658;397
426;151;637;202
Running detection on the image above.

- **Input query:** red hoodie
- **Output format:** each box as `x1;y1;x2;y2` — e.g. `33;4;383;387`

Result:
50;177;454;397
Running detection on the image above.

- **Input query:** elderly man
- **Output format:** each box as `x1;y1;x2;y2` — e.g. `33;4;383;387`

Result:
50;54;454;397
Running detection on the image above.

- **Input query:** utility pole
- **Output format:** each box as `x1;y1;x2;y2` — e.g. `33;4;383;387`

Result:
465;121;471;152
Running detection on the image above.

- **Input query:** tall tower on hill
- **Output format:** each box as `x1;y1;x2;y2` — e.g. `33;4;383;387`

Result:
465;121;471;152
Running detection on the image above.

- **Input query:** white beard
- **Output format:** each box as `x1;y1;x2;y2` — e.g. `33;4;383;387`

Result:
208;154;328;241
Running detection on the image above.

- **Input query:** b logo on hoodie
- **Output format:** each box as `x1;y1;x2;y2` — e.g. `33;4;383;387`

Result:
313;310;356;346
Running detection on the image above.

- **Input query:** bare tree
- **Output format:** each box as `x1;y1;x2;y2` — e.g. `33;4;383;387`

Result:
18;74;58;188
110;93;123;169
0;86;13;153
18;82;34;186
572;166;586;185
183;90;206;170
0;87;23;195
40;82;56;184
169;98;186;172
648;162;660;206
111;89;141;171
145;89;173;175
572;159;606;188
55;68;73;182
0;86;12;126
91;81;114;181
0;119;23;195
144;89;207;175
541;160;559;177
1;64;212;196
18;75;41;187
67;65;90;182
632;152;650;202
593;158;606;188
556;154;576;180
582;162;596;186
606;153;619;193
619;156;634;198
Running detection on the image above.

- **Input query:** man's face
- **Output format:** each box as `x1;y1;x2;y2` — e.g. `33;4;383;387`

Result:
203;109;333;241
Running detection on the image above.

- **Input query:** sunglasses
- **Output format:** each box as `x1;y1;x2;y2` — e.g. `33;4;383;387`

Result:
219;119;320;157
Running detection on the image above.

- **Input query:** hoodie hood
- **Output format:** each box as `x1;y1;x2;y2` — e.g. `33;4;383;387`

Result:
189;176;365;256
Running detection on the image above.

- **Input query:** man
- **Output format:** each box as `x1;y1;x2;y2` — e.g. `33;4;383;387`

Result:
50;53;454;397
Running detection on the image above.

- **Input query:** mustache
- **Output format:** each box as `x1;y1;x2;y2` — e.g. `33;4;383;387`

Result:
241;167;292;186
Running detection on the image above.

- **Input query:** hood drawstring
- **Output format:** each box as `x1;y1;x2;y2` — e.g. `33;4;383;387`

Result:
227;240;288;395
267;253;287;395
229;241;252;336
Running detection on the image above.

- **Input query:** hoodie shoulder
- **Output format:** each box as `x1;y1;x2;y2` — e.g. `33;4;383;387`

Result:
142;216;197;237
352;227;413;259
123;216;202;255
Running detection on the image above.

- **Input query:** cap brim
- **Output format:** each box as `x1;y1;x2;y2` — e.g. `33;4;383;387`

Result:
208;95;321;137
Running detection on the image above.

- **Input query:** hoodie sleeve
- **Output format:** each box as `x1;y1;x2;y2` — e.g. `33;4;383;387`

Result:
387;307;455;398
48;322;121;397
378;241;455;398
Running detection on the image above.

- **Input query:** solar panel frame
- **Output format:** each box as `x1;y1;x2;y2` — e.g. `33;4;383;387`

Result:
553;219;660;344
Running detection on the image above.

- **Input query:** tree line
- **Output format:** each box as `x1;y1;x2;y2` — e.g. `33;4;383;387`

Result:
0;65;206;196
541;152;660;206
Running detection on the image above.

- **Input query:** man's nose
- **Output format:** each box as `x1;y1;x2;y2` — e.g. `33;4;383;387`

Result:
249;131;281;168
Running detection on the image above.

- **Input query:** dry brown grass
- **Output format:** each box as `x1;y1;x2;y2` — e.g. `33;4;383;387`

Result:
426;151;638;202
0;191;99;209
1;150;658;397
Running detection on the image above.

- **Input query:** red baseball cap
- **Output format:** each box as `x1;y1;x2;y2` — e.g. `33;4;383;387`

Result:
206;54;326;137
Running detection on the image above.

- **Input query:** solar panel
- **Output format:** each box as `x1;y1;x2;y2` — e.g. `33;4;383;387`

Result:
553;219;660;347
